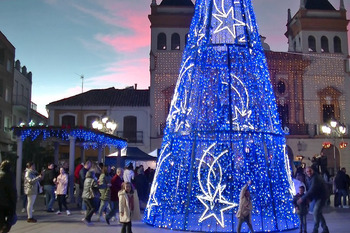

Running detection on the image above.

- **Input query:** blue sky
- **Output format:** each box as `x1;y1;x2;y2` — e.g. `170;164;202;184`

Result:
0;0;349;117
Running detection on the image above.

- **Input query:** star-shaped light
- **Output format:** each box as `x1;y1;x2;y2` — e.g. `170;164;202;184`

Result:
213;7;245;39
197;184;238;227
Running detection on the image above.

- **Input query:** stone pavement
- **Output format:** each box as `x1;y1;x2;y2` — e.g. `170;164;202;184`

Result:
10;194;350;233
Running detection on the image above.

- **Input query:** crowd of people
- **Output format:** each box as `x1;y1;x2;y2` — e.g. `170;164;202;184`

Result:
2;157;350;233
7;159;154;232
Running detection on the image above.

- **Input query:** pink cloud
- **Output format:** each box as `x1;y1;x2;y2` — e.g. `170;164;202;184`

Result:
87;58;150;89
72;1;150;53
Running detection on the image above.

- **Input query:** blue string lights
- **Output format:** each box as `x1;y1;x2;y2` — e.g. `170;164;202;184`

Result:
12;126;128;150
144;0;298;232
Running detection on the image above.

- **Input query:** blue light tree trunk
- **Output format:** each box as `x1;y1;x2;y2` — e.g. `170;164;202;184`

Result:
144;0;298;232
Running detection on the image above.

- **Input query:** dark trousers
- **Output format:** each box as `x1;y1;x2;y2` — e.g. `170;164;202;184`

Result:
0;206;15;233
313;199;329;233
83;198;95;222
44;185;55;210
298;213;307;232
121;221;132;233
57;195;68;212
106;201;118;220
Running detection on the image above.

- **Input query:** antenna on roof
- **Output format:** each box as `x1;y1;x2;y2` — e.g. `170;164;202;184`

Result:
75;73;84;93
80;75;84;93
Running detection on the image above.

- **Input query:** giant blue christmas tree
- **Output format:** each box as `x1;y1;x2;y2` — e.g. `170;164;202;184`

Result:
144;0;298;232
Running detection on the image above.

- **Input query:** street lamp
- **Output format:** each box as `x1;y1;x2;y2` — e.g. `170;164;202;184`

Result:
321;120;347;173
92;116;117;134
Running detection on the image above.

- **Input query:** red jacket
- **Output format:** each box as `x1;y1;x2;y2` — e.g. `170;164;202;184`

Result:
74;164;84;184
110;174;123;202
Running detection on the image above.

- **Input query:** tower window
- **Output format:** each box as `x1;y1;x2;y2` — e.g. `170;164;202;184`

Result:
157;33;167;50
334;36;342;53
171;33;180;50
322;104;335;123
308;36;316;52
321;36;329;53
277;80;286;95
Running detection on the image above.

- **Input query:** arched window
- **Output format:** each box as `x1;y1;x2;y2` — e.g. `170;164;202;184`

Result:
157;33;167;50
293;41;296;51
322;104;335;123
171;33;180;50
61;115;75;127
308;36;316;52
123;116;137;143
86;115;100;128
334;36;342;53
321;36;329;53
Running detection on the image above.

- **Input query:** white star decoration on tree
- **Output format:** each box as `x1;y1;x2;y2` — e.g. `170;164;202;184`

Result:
197;143;238;227
213;7;245;39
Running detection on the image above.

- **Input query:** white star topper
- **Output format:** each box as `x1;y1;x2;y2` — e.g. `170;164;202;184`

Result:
213;6;245;39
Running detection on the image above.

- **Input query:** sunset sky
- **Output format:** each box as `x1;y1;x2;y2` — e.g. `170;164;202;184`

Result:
0;0;349;117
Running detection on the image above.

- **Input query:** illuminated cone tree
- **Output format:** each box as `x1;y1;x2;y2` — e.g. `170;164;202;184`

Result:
144;0;298;232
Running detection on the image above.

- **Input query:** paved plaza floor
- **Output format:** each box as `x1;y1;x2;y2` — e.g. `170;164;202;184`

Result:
11;195;350;233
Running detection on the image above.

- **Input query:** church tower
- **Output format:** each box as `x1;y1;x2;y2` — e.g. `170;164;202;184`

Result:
149;0;195;150
285;0;348;56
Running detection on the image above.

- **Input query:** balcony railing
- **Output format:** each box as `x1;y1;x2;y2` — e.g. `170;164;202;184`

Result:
116;131;143;143
13;95;29;108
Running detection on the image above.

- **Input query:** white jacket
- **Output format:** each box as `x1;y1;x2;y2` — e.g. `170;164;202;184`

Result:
118;189;141;223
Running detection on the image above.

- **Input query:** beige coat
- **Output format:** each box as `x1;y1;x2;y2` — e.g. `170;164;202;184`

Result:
119;189;141;223
236;184;253;223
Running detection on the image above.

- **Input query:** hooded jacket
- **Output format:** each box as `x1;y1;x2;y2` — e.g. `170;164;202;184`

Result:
118;189;141;223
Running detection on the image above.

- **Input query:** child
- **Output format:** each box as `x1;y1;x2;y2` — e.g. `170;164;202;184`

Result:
293;186;309;233
118;182;140;233
236;180;254;233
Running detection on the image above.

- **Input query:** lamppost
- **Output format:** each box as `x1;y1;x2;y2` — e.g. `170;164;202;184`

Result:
92;116;117;135
321;120;347;173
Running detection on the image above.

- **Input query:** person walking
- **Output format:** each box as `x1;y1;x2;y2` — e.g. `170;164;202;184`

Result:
24;162;42;223
105;167;123;224
236;180;254;233
55;167;71;215
79;160;92;214
293;186;309;233
82;170;99;226
298;166;329;233
97;166;112;222
123;163;134;183
334;167;350;208
0;160;17;232
42;163;57;212
119;182;141;233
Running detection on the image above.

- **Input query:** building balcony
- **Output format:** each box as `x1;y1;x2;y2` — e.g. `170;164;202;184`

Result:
116;131;144;144
12;95;29;109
